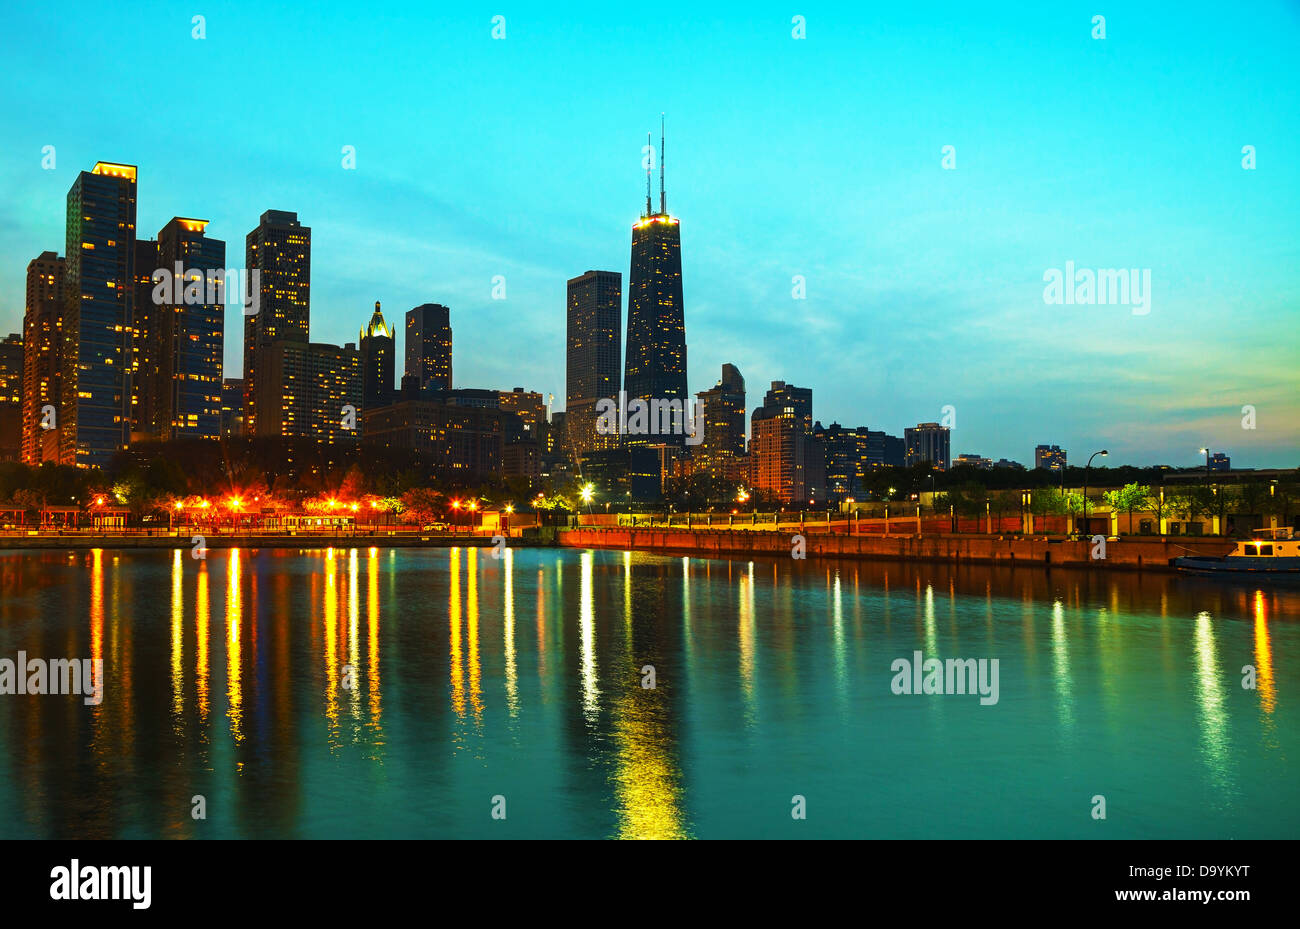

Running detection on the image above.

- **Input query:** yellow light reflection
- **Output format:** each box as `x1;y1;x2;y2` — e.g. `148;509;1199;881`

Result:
170;550;184;724
195;564;209;724
503;548;518;718
323;548;339;740
367;548;382;735
449;548;464;718
579;551;599;722
226;549;243;743
467;546;483;722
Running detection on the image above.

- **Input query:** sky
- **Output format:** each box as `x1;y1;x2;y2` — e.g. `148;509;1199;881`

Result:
0;1;1297;468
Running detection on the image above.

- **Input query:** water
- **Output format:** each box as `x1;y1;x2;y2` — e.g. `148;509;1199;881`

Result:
0;546;1296;839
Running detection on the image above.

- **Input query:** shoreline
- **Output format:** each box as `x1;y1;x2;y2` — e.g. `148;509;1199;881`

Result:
0;526;1240;573
555;526;1235;573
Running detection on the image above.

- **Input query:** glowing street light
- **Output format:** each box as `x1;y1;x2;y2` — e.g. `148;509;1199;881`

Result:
1083;450;1109;525
580;483;595;504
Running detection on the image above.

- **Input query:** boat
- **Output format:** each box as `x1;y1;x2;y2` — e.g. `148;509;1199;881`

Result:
1173;527;1300;581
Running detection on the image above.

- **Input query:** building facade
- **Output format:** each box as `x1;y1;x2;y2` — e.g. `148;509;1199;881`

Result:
0;334;21;461
1034;444;1067;471
624;130;687;448
243;210;310;433
360;301;394;410
405;303;452;392
253;341;361;444
566;270;622;458
694;363;746;479
362;396;508;483
904;422;951;471
62;162;138;468
20;251;64;464
145;217;225;441
750;381;823;504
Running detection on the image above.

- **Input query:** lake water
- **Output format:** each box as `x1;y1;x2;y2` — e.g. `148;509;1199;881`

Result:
0;546;1296;839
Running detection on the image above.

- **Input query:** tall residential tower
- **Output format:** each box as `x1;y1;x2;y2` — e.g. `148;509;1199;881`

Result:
61;162;138;468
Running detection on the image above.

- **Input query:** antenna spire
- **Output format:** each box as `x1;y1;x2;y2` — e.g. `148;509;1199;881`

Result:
659;113;666;215
645;131;653;217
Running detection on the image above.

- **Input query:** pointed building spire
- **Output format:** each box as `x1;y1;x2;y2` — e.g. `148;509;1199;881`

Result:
645;130;653;217
659;113;666;215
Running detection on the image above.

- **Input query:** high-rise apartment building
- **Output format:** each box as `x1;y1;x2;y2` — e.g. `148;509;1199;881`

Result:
244;210;310;432
0;334;21;461
1034;444;1067;471
904;422;951;471
750;381;822;504
253;341;361;445
62;162;138;468
694;363;746;479
146;217;224;440
21;251;64;464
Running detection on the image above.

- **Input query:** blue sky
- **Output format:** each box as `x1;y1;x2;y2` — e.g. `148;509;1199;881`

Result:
1;1;1297;467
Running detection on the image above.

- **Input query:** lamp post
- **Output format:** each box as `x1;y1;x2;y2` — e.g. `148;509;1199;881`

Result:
1082;450;1108;532
1198;448;1213;535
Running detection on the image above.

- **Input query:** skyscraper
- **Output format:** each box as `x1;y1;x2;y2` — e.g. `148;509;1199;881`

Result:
360;301;394;409
21;251;64;464
405;303;452;392
750;380;822;504
254;340;361;444
244;210;310;433
0;334;21;461
760;380;812;435
149;218;225;440
566;269;622;458
694;363;746;478
129;237;159;437
62;162;137;469
904;422;951;470
1034;444;1067;471
624;118;686;447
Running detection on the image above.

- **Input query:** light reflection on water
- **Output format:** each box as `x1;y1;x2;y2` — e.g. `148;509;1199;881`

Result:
0;546;1297;839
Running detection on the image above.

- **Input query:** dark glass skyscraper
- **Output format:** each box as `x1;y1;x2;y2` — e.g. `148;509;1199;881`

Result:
623;122;686;447
152;217;225;440
244;209;310;433
405;303;452;392
62;162;137;468
566;269;621;457
694;363;746;477
360;300;394;409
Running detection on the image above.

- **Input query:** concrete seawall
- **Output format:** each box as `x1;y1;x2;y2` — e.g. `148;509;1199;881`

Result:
0;532;545;552
558;527;1235;571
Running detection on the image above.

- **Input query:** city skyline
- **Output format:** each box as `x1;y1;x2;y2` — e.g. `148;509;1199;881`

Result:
1;2;1297;468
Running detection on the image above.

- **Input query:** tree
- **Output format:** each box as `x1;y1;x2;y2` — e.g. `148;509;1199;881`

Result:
1102;483;1151;534
399;488;445;525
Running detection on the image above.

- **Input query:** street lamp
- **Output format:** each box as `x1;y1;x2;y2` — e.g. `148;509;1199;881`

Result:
1198;447;1211;485
1082;450;1108;527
